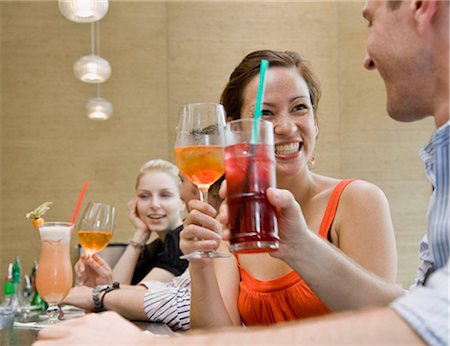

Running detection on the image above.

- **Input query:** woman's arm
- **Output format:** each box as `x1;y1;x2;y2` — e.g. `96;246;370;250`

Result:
62;284;147;320
334;181;397;281
64;273;192;331
181;200;241;329
112;198;151;284
101;286;148;320
189;257;240;328
112;239;146;284
141;270;191;331
139;267;174;283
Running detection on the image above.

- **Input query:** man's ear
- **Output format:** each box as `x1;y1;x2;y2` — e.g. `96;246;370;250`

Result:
413;0;438;35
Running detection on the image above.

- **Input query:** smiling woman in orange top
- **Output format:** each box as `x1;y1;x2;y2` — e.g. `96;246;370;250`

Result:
180;50;397;327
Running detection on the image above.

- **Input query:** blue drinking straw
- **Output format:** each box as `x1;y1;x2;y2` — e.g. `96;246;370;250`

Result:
251;59;269;144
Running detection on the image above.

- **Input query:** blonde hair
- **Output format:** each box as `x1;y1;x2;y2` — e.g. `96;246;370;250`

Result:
135;159;181;190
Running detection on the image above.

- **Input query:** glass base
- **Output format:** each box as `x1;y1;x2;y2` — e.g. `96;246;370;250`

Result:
180;251;230;260
44;304;61;324
230;240;279;254
14;306;40;323
35;318;61;326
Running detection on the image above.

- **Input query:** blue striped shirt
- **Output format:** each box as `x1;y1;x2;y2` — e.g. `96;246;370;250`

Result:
391;121;450;346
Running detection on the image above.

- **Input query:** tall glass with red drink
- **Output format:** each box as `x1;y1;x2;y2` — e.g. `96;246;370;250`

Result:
225;119;279;253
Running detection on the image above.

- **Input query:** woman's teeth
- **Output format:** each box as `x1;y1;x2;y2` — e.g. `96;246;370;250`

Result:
149;215;164;219
275;142;301;155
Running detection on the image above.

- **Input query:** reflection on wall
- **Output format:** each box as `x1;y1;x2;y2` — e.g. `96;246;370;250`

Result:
0;1;434;288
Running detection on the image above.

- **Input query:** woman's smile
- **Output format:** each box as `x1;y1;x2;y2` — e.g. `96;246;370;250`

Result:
275;140;302;160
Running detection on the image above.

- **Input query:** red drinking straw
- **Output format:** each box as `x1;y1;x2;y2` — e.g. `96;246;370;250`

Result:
70;181;88;227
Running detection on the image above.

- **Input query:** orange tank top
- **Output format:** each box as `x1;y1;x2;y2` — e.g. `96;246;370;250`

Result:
237;179;357;326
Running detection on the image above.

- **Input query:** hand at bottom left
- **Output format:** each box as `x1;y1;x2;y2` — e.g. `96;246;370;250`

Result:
32;311;152;346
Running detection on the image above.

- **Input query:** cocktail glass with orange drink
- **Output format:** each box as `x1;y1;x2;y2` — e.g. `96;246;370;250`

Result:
77;202;115;257
174;102;228;259
36;222;73;324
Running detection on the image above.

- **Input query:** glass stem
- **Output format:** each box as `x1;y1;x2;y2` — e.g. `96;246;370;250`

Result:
47;304;60;324
198;186;209;203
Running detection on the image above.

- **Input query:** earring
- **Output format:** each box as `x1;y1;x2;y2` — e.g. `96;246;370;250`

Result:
308;156;316;167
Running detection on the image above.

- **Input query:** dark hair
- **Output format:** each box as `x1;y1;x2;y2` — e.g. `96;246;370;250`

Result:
220;50;321;121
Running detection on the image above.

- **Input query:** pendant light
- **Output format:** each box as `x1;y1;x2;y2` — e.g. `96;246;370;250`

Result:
58;0;109;23
73;22;111;83
86;85;113;121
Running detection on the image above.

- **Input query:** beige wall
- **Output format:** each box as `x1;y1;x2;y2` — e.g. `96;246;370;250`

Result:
0;1;434;290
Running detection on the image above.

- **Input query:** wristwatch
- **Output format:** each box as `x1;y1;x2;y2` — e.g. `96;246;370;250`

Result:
92;282;120;312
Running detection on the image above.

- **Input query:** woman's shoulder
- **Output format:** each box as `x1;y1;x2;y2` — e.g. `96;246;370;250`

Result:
334;179;390;222
311;174;388;206
339;179;387;204
328;178;392;243
312;174;387;208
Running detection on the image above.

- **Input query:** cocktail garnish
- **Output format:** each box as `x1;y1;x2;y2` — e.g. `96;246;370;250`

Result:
25;201;53;229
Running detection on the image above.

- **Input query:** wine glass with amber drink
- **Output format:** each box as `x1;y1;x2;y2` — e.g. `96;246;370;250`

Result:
77;202;115;257
174;102;228;259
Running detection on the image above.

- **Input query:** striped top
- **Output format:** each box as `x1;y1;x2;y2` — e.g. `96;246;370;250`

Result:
391;121;449;346
141;269;191;331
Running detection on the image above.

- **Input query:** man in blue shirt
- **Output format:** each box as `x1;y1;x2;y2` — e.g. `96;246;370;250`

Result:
34;0;449;345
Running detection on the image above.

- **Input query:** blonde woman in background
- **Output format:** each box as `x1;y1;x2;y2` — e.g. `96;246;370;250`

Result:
65;162;224;331
75;159;187;287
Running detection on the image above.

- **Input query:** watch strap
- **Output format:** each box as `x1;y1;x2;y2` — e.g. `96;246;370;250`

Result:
100;281;120;311
92;282;120;313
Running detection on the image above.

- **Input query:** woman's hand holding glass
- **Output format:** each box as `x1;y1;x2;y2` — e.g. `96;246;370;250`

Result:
75;253;113;287
180;200;224;260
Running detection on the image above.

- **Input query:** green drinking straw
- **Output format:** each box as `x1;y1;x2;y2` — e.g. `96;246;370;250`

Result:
251;59;269;144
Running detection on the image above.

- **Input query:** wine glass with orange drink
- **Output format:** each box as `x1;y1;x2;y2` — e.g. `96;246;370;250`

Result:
77;202;115;257
174;102;229;259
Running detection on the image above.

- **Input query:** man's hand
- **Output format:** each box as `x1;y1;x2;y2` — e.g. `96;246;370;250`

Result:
265;187;309;264
33;311;151;346
218;181;309;266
